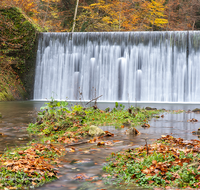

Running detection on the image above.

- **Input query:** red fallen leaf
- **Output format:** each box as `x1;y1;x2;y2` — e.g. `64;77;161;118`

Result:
0;133;7;137
32;181;37;186
73;173;89;180
102;174;111;178
88;137;98;143
104;131;114;136
143;168;151;174
105;141;113;146
48;172;55;177
141;123;150;128
69;147;75;152
18;151;24;155
134;128;140;134
152;160;157;165
121;125;124;128
131;174;136;179
9;187;17;190
161;115;164;118
154;169;160;174
173;174;180;179
195;174;200;179
97;142;105;146
46;140;51;144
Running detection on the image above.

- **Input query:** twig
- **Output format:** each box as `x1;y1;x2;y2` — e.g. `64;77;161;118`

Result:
145;139;149;156
86;95;103;105
142;137;149;155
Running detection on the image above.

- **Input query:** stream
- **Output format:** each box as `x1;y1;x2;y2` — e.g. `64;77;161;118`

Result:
0;101;200;189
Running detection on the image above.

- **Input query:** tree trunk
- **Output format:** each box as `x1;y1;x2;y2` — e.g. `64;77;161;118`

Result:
72;0;79;32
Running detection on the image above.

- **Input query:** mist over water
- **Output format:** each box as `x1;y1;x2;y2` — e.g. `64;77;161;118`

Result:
34;31;200;102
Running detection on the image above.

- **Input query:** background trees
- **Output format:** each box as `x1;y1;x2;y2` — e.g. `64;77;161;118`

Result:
0;0;200;32
76;0;200;32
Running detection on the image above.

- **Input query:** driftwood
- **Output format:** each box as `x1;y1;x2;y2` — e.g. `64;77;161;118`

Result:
65;141;88;147
86;95;103;105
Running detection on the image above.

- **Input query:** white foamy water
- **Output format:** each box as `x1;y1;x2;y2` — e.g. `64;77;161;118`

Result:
33;31;200;102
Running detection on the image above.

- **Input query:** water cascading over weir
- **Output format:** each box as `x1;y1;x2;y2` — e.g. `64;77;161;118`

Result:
33;31;200;102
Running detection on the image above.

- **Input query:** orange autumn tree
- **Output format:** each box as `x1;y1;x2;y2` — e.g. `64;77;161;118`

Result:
139;0;168;31
76;0;139;32
76;0;168;32
76;0;121;31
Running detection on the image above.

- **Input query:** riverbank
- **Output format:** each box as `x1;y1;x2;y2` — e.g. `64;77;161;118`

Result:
104;135;200;189
0;101;160;189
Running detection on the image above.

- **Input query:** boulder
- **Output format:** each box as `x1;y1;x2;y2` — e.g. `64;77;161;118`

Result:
88;125;105;136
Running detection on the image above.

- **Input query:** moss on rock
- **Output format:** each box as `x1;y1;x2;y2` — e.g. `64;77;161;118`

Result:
88;125;105;136
0;7;45;101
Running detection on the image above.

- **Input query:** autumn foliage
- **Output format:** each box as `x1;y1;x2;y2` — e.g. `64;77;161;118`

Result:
1;0;200;32
77;0;169;31
76;0;200;32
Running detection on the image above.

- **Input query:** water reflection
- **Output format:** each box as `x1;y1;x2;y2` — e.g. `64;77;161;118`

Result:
0;101;41;153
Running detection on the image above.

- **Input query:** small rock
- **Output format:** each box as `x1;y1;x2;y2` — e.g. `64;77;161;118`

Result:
192;108;200;112
192;131;200;135
88;125;105;136
187;118;198;122
125;127;140;135
141;123;150;128
186;109;191;113
145;107;157;110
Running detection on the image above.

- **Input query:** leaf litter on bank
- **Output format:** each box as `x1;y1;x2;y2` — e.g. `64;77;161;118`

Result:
104;135;200;189
0;143;66;189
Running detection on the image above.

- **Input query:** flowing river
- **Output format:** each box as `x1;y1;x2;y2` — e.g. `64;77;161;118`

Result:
0;101;200;189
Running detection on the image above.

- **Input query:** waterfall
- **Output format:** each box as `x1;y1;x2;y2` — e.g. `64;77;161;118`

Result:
33;31;200;102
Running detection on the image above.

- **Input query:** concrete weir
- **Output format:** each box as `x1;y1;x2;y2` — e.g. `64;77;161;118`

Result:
34;31;200;102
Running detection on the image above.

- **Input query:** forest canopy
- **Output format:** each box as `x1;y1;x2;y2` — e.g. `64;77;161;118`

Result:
1;0;200;32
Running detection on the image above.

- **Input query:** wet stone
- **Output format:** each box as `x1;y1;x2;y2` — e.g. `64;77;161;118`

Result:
88;125;105;136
